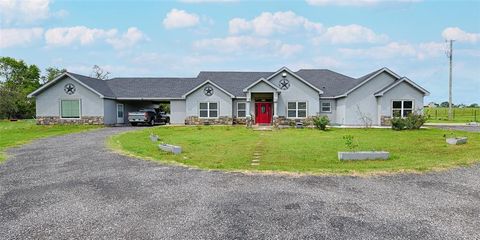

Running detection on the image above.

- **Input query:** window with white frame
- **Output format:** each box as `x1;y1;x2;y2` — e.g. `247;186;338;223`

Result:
287;101;307;118
321;102;331;112
199;102;218;118
237;102;246;118
61;99;80;118
392;100;413;117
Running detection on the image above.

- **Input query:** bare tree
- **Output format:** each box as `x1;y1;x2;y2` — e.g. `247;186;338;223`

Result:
90;65;110;80
356;105;372;128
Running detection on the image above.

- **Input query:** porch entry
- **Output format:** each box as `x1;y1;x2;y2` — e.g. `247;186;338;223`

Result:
255;102;272;124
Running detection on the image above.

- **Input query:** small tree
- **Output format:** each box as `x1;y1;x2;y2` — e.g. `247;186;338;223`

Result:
343;135;358;151
90;65;110;80
41;67;66;84
312;115;329;130
356;105;372;128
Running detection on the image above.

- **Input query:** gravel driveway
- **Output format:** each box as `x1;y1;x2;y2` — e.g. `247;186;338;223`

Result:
1;127;479;239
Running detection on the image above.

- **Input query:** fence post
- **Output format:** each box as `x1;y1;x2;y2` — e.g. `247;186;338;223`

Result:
475;109;477;122
453;109;455;119
435;109;437;119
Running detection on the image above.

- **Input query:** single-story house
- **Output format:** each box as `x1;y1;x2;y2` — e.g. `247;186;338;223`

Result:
28;66;429;126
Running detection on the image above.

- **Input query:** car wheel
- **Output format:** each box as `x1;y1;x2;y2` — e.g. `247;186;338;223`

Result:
150;119;155;126
131;122;137;126
166;117;170;125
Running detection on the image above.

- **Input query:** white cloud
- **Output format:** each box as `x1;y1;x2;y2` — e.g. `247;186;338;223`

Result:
339;42;417;59
106;27;148;49
0;27;44;48
193;36;271;52
0;0;67;25
0;0;49;24
179;0;238;2
315;24;388;44
163;9;200;29
45;26;147;49
442;27;480;43
417;42;445;60
193;35;304;58
45;26;117;46
278;44;304;57
306;0;420;6
339;41;448;60
228;11;323;36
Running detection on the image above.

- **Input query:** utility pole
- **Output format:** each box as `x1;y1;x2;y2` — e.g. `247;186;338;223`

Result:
446;40;454;121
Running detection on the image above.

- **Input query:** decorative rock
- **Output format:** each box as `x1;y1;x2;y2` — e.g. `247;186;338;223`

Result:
149;135;159;142
338;151;389;161
158;144;182;154
185;116;233;125
446;137;467;145
36;116;104;125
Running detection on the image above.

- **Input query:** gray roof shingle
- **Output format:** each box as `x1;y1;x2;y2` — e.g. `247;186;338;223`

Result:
196;71;274;96
106;77;201;98
68;72;115;98
295;69;359;97
65;68;390;99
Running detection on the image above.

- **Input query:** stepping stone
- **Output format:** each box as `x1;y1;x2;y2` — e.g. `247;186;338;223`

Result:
251;159;260;162
251;162;260;166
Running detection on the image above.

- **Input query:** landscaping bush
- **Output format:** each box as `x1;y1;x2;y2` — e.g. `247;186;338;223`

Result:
313;116;330;130
391;117;406;130
391;112;426;130
405;112;427;129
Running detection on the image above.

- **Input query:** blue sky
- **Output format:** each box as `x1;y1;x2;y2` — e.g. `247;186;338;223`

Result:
1;0;479;104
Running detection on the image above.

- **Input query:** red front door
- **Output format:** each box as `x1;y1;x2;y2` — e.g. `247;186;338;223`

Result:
255;102;272;124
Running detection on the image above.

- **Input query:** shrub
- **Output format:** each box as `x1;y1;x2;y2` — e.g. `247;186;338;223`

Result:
404;112;426;129
391;112;426;130
313;116;330;130
391;117;406;130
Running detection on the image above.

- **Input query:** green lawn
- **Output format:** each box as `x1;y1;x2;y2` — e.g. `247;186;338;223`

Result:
108;126;480;174
425;107;479;123
0;120;101;162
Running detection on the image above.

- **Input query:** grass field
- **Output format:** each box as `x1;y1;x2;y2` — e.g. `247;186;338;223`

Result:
0;120;101;162
109;126;480;174
425;107;479;123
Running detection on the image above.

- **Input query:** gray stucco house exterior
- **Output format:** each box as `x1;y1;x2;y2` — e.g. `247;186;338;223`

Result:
28;67;429;126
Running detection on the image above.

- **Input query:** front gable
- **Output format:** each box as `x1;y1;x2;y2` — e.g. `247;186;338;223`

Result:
28;73;105;98
184;81;233;117
243;78;281;93
267;67;323;95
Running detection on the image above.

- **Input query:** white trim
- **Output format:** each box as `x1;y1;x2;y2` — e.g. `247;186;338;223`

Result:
286;100;308;119
114;97;185;100
266;67;324;94
59;98;82;119
199;101;219;119
243;78;281;92
343;67;401;96
391;99;415;118
320;101;332;113
236;101;247;118
375;77;430;96
28;72;105;98
182;79;235;98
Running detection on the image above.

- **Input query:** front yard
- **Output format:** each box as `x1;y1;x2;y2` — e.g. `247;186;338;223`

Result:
0;120;101;162
108;126;480;174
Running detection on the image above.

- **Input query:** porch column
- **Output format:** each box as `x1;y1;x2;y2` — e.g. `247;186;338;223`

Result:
246;91;251;117
273;91;278;117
